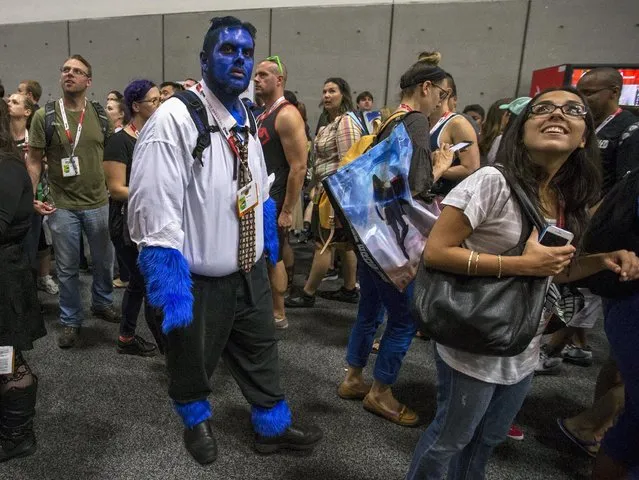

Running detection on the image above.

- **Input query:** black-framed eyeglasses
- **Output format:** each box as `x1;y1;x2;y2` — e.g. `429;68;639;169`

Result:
432;83;449;101
60;66;90;78
136;98;161;106
529;101;587;118
266;55;283;74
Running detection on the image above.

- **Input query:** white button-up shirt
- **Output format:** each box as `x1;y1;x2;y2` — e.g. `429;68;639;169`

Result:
128;82;269;277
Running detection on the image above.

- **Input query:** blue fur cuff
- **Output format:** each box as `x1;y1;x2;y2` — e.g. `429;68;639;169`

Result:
138;246;193;334
251;399;292;437
174;399;212;429
263;197;279;266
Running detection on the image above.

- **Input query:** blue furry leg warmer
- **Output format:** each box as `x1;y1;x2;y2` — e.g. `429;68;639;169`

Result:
174;399;212;429
251;399;292;437
138;246;194;334
263;197;279;266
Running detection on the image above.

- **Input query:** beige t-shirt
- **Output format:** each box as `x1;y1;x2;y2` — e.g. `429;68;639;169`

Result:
436;166;547;385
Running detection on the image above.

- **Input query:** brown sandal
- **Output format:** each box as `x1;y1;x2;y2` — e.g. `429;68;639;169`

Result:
337;381;371;400
363;394;419;427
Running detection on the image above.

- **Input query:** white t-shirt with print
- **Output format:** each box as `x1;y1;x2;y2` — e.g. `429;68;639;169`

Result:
436;166;547;385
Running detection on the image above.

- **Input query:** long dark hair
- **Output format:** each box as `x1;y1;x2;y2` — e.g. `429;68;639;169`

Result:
0;100;21;161
496;86;601;245
316;77;354;128
479;97;512;156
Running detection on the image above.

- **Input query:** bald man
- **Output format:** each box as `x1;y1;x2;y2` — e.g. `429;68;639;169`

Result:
577;68;636;197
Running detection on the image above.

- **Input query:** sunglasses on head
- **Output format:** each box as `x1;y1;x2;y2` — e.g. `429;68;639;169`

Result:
266;55;283;74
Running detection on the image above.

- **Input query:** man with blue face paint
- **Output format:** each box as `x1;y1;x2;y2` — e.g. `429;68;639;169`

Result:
127;16;323;465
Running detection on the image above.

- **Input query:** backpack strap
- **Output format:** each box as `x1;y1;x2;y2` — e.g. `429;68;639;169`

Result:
44;101;57;149
372;110;420;146
90;101;111;143
246;106;257;137
173;91;220;165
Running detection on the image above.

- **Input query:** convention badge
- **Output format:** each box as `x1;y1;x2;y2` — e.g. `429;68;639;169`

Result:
61;156;80;178
237;180;259;217
0;346;15;375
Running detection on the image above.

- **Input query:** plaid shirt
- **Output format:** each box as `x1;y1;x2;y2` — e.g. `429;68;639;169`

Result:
313;114;362;183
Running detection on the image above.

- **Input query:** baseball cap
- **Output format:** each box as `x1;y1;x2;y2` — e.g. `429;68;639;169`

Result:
499;97;532;116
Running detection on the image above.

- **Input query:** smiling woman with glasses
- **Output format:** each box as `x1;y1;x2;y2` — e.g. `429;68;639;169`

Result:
406;85;639;480
102;79;164;358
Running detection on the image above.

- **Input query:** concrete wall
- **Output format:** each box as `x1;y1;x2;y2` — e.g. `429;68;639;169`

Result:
1;0;638;130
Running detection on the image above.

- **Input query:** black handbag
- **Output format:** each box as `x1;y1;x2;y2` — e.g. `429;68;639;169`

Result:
410;169;549;357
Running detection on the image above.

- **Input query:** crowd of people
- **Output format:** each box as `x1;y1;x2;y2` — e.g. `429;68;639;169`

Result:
1;14;638;479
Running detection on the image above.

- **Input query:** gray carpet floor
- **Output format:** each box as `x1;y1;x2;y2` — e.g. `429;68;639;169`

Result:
3;243;601;480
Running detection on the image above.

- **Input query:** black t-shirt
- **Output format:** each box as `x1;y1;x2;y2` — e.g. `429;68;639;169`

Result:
598;109;637;197
377;111;433;202
0;157;33;245
103;129;136;240
616;121;639;180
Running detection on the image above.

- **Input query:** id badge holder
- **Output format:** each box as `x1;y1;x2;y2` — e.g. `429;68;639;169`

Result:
0;346;15;375
61;156;80;178
237;181;259;217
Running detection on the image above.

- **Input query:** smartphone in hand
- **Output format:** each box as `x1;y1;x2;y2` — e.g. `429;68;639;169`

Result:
449;140;473;153
539;225;574;247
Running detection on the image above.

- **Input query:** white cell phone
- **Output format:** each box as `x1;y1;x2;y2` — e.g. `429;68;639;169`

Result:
539;225;574;247
449;141;473;153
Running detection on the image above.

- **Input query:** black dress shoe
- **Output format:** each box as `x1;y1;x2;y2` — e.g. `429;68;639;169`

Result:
184;419;218;465
254;424;323;454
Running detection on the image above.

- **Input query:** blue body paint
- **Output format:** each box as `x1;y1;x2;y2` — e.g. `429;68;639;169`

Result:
200;26;254;125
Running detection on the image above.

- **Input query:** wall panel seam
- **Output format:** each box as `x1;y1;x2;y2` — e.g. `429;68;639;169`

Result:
514;0;532;96
383;0;396;107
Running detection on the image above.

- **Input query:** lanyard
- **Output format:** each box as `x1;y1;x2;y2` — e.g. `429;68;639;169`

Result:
196;83;250;180
257;96;287;125
556;203;565;229
399;104;414;112
128;123;139;138
429;111;453;135
58;98;87;157
595;108;622;135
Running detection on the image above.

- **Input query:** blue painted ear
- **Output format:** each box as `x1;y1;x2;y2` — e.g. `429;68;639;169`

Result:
138;246;194;334
263;197;279;265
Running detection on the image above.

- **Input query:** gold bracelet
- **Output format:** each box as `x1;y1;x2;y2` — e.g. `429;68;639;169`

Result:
497;255;503;279
474;253;480;275
467;251;475;276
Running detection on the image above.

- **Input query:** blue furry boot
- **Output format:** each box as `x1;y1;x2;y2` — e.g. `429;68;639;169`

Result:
138;246;193;334
263;197;279;266
252;400;323;454
251;399;292;438
174;400;217;464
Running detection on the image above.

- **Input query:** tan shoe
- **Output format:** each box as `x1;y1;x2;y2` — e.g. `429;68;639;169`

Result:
337;381;371;400
363;393;419;427
113;278;129;288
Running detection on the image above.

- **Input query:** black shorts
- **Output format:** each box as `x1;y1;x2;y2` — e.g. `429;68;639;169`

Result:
38;224;49;252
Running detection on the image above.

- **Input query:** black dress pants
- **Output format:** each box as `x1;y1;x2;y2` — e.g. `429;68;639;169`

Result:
167;257;285;408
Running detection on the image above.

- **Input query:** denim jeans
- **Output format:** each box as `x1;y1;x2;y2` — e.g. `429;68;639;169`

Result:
112;236;165;351
602;293;639;472
345;261;416;385
406;350;533;480
48;205;113;327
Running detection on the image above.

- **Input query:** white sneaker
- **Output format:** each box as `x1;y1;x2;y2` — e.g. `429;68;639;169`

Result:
37;275;59;295
274;317;289;330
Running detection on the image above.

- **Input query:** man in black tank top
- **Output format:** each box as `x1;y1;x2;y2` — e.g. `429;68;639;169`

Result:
255;58;308;330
